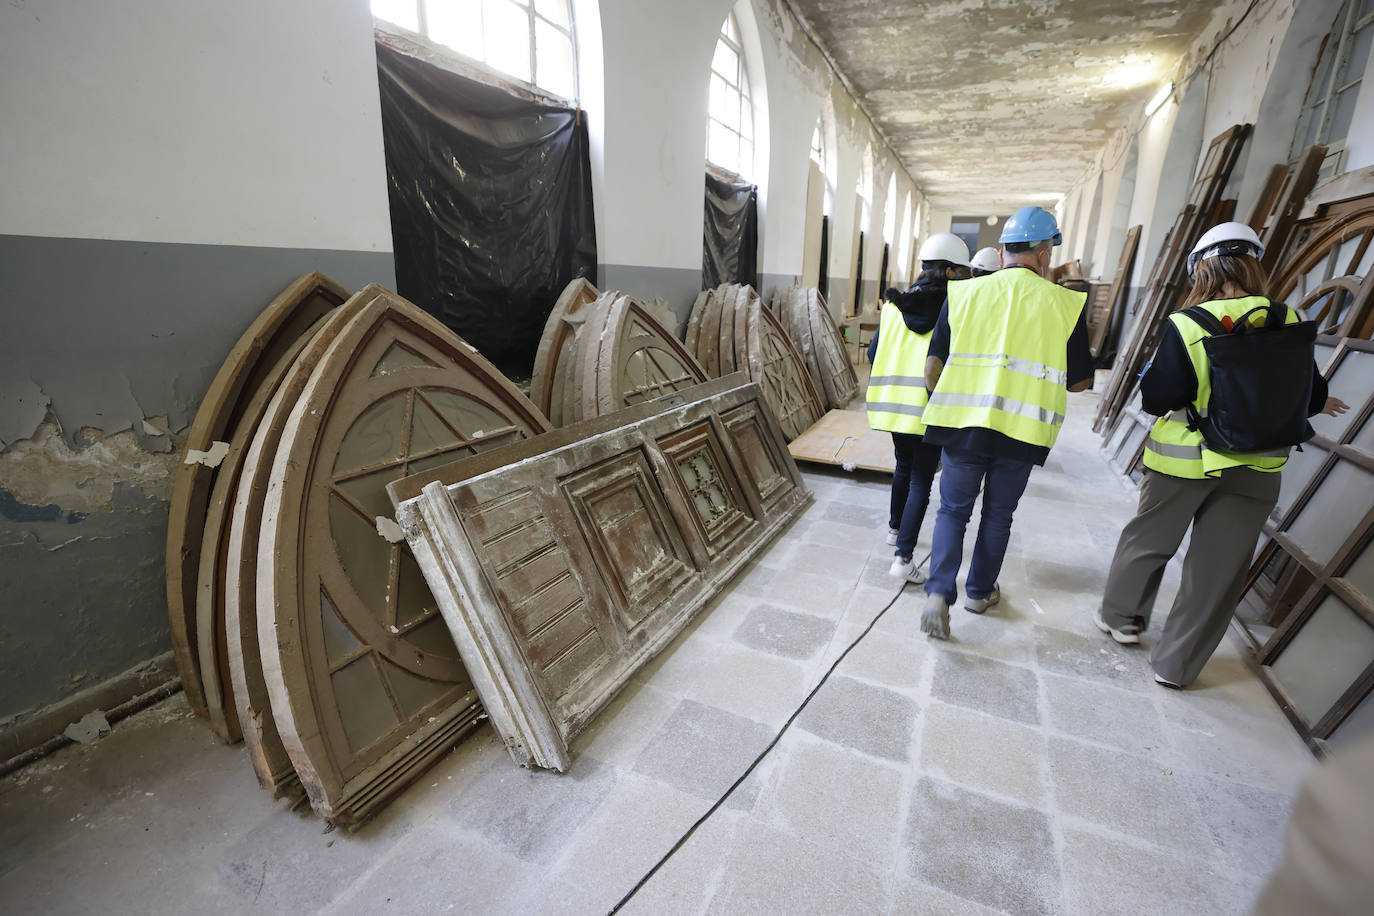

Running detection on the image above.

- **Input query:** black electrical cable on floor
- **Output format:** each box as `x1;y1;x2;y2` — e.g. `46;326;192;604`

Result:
606;551;930;915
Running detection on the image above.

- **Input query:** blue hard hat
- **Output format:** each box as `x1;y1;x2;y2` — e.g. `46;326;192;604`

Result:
999;206;1063;247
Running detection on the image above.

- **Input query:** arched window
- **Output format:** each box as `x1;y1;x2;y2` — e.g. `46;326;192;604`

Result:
707;12;755;177
897;192;915;280
810;117;835;217
859;144;874;229
371;0;578;101
1291;0;1374;178
882;173;898;246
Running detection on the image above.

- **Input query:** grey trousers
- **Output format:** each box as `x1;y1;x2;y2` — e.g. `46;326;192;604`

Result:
1099;466;1280;686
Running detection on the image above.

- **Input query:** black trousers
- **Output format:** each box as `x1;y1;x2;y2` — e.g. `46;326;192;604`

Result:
890;431;942;560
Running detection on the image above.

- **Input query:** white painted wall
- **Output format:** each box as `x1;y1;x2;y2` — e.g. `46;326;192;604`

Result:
0;0;393;252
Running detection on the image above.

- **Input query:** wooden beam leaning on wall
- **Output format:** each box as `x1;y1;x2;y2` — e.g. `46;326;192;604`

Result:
1092;124;1253;434
1089;225;1142;360
390;374;812;772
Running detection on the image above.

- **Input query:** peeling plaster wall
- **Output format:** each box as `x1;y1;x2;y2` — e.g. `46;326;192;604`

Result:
593;0;927;322
1058;0;1374;307
0;0;395;725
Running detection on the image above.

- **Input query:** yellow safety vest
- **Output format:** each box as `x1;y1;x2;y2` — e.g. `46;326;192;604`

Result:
922;268;1085;449
867;302;932;435
1143;296;1295;479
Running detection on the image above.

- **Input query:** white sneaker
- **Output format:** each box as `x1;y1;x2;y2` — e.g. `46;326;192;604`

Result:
1153;672;1184;689
1093;609;1141;645
889;557;926;585
964;585;1000;615
921;594;951;640
885;527;899;546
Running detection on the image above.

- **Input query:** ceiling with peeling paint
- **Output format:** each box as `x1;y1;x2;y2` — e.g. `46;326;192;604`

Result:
789;0;1222;212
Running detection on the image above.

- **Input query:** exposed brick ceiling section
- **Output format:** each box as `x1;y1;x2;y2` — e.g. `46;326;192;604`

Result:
791;0;1219;212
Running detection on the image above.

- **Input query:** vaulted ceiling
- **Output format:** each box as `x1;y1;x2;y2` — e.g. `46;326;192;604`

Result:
789;0;1223;213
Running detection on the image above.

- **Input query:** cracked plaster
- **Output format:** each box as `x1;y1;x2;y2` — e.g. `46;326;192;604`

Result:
789;0;1226;210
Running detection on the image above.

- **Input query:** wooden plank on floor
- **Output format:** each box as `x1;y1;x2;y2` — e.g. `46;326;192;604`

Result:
787;408;895;474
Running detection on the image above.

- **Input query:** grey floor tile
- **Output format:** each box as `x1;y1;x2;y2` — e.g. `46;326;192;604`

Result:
904;778;1062;916
837;626;926;694
448;753;617;862
888;879;1006;915
547;772;707;904
931;650;1040;725
796;674;918;761
1043;673;1169;758
821;499;889;531
331;819;537;916
765;568;862;620
709;820;891;915
572;680;681;768
1047;736;1213;853
919;702;1048;808
731;603;836;660
1023;558;1104;596
633;699;774;801
1060;827;1258;916
1035;625;1152;691
753;735;905;866
683;646;808;727
618;808;744;916
1187;774;1293;877
776;540;870;582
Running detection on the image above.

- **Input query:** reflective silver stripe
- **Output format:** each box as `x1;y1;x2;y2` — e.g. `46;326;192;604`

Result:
1146;437;1203;460
868;375;927;388
866;401;925;417
925;392;1064;426
947;352;1067;385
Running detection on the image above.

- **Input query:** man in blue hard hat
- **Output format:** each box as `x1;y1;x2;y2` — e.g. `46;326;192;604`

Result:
916;205;1094;639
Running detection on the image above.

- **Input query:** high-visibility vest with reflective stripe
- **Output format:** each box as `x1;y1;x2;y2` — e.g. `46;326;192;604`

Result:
922;268;1085;449
1143;296;1295;479
867;301;932;435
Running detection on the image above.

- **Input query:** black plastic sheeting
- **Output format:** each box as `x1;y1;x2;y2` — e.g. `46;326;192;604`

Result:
703;169;759;291
376;42;596;376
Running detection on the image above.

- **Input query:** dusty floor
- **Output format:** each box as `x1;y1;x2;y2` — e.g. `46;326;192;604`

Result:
0;387;1314;915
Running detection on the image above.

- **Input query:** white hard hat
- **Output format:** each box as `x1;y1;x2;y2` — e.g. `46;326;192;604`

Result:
970;247;1002;274
919;233;972;268
1187;222;1265;276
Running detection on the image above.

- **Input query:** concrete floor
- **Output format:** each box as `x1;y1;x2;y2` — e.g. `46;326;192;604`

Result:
0;388;1315;915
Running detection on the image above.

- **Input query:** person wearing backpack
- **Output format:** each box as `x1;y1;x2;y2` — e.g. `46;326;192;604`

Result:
867;233;972;583
1094;222;1348;688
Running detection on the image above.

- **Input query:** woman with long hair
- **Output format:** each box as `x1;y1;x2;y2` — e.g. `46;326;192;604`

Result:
1094;223;1347;688
866;233;971;583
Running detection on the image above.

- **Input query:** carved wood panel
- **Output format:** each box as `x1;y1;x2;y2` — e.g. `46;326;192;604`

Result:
530;278;600;427
195;316;330;746
391;375;810;771
223;308;357;799
589;293;708;415
687;285;826;440
255;285;551;825
530;287;707;426
750;303;827;440
166;272;348;717
777;286;859;409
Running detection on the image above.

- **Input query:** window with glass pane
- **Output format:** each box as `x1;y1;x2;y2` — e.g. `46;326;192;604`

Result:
1290;0;1374;176
1314;349;1374;442
706;12;753;178
1286;459;1374;566
1270;592;1374;726
371;0;577;101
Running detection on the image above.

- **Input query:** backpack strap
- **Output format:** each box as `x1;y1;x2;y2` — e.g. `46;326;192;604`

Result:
1231;301;1290;332
1181;306;1227;336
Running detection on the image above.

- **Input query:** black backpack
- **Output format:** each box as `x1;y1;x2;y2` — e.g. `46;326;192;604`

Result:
1180;302;1316;452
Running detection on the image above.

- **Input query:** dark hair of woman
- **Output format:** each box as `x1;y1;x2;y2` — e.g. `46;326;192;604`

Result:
1180;253;1270;309
916;261;969;286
